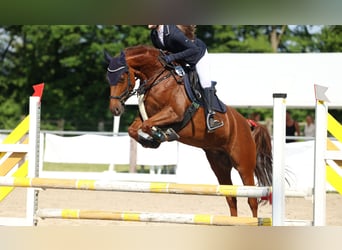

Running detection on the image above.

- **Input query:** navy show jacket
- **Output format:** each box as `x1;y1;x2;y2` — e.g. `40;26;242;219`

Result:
150;25;207;66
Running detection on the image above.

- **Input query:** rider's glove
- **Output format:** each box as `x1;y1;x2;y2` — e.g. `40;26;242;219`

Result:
162;55;174;64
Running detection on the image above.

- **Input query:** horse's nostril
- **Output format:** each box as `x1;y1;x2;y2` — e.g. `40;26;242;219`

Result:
110;105;123;116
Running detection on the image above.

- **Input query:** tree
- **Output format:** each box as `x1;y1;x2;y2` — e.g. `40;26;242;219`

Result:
1;25;340;131
318;25;342;122
197;25;321;53
0;26;24;128
319;25;342;51
0;25;150;131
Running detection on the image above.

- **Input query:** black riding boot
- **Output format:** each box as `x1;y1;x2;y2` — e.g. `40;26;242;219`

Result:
203;86;224;132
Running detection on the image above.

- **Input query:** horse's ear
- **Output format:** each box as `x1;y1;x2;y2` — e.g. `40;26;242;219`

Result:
104;50;112;63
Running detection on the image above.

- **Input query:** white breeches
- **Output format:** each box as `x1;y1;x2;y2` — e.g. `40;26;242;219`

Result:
195;50;212;88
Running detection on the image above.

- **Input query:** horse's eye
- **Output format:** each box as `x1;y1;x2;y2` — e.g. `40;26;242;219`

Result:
117;74;125;83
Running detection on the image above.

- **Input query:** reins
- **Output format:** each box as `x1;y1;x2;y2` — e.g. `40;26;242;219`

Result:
137;53;182;95
137;69;172;95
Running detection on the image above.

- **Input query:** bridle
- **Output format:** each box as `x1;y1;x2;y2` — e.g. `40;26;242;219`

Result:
108;65;136;103
108;53;174;103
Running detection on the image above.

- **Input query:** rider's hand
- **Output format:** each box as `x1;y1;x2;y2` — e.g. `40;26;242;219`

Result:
162;55;174;64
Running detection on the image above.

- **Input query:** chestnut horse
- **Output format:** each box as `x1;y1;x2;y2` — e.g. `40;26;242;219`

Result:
104;45;272;217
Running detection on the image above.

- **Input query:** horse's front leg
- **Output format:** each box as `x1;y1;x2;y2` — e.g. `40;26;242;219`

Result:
141;106;182;142
127;116;142;141
128;116;161;148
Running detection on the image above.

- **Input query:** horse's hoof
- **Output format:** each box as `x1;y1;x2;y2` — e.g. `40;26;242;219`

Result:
138;135;161;148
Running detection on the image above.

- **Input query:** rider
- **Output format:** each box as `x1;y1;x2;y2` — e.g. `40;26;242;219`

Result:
148;25;224;132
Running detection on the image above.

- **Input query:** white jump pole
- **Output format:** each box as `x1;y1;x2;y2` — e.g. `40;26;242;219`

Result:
113;116;120;136
313;85;329;226
272;93;287;226
108;115;121;172
26;96;41;226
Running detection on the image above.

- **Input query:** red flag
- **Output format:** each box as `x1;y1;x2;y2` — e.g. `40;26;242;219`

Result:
32;83;45;101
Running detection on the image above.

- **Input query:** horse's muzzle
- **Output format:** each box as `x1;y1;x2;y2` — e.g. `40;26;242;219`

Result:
110;102;125;116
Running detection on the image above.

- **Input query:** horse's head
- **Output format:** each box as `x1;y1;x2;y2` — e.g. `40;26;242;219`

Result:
104;50;136;116
105;46;166;116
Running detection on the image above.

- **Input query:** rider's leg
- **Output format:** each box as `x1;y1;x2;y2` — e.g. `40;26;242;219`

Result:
196;51;224;131
203;84;224;131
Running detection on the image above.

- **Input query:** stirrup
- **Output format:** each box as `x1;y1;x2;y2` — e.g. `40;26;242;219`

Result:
206;114;224;132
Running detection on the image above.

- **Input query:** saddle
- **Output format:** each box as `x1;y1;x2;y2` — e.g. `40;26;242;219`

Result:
159;51;226;113
138;60;227;146
182;69;226;113
159;65;226;133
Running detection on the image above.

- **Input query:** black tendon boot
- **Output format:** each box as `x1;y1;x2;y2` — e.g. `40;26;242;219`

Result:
203;86;224;132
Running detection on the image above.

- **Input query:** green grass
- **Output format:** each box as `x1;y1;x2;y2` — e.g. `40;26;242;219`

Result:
43;162;176;174
43;162;134;172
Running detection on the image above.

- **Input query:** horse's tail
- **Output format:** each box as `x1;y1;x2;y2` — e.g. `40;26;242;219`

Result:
252;124;273;187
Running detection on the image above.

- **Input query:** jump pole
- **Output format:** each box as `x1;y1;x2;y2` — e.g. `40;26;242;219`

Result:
22;96;41;226
0;177;271;198
36;208;272;226
313;84;329;226
272;93;287;226
108;115;121;172
0;95;41;226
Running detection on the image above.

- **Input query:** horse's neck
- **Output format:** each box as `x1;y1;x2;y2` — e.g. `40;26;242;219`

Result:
127;46;159;66
128;56;163;80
